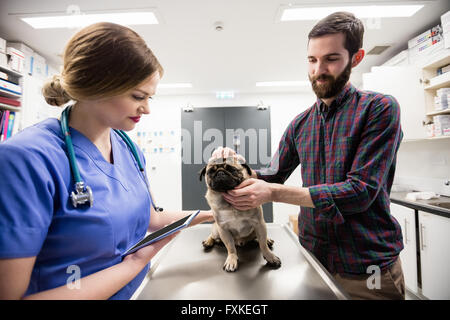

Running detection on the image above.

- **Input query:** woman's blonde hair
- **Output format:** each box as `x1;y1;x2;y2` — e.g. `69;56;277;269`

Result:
42;22;163;106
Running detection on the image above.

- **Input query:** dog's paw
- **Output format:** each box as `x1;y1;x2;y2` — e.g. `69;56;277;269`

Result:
223;254;239;272
202;237;215;250
264;253;281;269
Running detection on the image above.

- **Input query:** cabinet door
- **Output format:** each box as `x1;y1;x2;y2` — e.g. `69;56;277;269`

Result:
390;203;418;293
419;211;450;299
362;66;427;140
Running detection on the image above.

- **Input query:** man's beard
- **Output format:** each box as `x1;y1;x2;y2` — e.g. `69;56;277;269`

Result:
309;61;352;99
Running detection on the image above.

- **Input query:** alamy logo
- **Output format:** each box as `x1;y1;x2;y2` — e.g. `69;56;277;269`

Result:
366;265;381;290
66;265;81;290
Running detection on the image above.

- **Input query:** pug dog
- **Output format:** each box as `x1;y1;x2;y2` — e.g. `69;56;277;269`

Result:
199;156;281;272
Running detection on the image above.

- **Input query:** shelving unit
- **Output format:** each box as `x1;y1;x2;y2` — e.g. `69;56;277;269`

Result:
420;49;450;140
0;65;22;105
0;63;23;141
0;102;20;112
421;51;450;116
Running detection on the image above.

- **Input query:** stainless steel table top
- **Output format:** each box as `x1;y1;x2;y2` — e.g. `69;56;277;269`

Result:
136;224;349;300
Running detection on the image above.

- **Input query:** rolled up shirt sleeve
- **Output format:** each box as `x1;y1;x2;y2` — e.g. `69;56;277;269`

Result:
309;95;403;222
256;120;300;184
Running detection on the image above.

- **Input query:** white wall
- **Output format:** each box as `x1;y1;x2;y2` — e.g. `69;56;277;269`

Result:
394;139;450;196
130;92;316;224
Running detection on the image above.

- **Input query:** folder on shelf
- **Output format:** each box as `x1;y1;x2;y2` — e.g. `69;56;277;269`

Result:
0;78;21;96
0;96;20;107
0;109;10;141
6;112;15;139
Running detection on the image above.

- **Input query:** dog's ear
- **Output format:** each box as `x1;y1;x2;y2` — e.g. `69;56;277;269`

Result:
199;166;207;181
242;163;252;176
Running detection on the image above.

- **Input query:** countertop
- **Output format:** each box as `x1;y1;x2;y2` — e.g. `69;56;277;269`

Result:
135;224;350;300
390;191;450;218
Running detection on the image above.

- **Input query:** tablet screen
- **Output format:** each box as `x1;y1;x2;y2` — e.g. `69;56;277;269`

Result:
131;215;190;250
123;211;199;256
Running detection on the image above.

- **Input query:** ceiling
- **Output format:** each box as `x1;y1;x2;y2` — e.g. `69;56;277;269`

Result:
1;0;449;96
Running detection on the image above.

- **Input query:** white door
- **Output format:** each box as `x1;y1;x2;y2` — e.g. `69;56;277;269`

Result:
419;211;450;299
390;203;418;293
362;66;427;140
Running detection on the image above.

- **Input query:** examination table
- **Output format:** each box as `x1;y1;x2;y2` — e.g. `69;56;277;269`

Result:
135;224;349;300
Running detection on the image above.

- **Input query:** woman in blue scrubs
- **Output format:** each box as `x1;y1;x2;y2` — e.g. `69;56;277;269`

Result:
0;22;213;299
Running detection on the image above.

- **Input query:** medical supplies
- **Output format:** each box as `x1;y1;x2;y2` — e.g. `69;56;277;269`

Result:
433;114;450;136
6;47;24;74
434;88;450;110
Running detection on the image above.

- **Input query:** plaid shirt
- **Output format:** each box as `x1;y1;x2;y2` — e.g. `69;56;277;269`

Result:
257;83;404;274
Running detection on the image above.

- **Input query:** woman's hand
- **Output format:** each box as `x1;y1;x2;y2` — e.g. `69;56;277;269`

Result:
222;178;274;211
196;210;214;224
123;232;178;268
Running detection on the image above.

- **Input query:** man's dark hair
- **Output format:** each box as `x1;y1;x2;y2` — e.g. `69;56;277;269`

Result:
308;12;364;58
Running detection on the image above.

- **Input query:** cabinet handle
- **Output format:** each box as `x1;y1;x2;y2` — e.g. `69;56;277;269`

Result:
404;218;408;244
419;78;430;85
420;223;426;250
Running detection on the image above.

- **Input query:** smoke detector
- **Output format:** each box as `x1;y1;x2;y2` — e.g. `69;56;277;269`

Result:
214;21;224;31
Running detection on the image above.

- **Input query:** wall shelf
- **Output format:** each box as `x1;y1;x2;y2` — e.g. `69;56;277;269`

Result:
0;88;21;99
0;65;23;78
424;71;450;90
426;109;450;116
0;102;20;112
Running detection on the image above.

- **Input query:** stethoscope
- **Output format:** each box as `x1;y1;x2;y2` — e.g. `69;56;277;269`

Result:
60;105;163;212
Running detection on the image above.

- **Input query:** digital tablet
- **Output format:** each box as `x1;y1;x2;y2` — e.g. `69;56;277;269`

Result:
122;210;200;257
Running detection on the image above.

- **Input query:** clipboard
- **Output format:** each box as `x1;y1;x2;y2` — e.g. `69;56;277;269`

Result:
122;210;200;257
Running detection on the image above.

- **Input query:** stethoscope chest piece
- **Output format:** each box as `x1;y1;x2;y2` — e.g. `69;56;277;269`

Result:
71;182;94;208
61;105;159;211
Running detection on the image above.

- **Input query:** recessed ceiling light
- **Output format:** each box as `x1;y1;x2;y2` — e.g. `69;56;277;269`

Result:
256;81;310;87
279;3;425;21
19;11;159;29
158;83;192;89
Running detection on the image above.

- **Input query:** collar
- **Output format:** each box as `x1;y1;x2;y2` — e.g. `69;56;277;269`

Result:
316;82;356;113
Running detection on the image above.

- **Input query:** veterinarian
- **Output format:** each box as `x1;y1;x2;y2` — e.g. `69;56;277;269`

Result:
0;22;212;300
212;12;405;300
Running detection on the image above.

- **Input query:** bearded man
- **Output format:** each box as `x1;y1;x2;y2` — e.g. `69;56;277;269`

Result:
212;12;405;300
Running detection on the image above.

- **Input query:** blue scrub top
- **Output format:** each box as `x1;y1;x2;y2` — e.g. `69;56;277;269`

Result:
0;118;152;299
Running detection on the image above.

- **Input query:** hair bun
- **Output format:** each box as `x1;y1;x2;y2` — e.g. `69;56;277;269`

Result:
42;75;72;106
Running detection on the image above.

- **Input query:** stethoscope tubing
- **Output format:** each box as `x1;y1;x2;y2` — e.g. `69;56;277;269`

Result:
60;105;161;211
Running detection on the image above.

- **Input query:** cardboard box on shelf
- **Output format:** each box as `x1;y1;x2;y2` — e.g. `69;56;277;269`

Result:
6;47;24;74
441;10;450;33
0;37;6;54
409;39;444;64
433;115;450;136
6;42;34;75
444;31;450;49
426;123;435;138
0;53;7;69
408;25;442;49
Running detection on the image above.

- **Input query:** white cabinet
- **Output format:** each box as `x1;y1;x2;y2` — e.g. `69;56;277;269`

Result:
362;66;428;140
418;210;450;299
390;203;418;293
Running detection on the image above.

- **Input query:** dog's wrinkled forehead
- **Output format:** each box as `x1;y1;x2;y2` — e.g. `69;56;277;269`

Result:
209;157;245;166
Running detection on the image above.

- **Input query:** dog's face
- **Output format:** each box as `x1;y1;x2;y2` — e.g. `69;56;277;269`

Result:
199;157;252;192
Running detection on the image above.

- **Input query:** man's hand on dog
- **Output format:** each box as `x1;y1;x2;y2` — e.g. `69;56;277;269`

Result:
211;147;272;210
209;146;245;164
222;178;273;211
